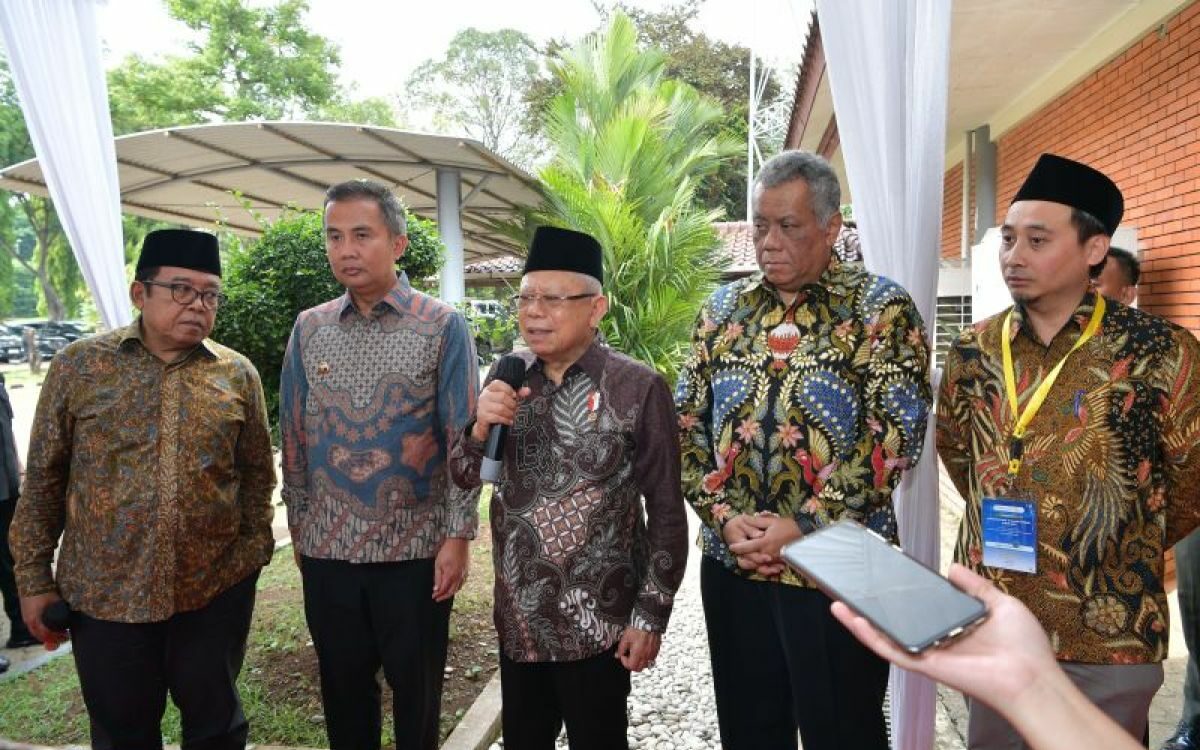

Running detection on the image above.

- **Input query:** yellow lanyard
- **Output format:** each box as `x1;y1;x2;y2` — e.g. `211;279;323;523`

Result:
1000;295;1105;476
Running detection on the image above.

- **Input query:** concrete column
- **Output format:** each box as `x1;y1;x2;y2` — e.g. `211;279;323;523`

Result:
437;168;465;303
973;125;997;244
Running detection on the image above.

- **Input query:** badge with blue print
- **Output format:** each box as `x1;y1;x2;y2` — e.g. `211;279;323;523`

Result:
981;497;1037;574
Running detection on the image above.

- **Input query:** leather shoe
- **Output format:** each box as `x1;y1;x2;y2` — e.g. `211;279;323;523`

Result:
5;632;39;649
0;654;8;674
1162;717;1200;750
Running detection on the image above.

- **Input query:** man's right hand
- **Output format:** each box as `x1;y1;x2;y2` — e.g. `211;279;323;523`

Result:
722;514;776;573
471;380;532;443
20;592;67;650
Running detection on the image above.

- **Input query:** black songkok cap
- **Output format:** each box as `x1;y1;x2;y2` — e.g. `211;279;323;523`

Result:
136;229;221;277
1012;153;1124;235
523;226;603;284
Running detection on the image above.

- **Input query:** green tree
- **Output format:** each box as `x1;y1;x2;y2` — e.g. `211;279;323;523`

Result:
405;29;544;169
526;1;782;219
0;0;397;322
211;209;444;421
505;13;739;380
109;0;341;130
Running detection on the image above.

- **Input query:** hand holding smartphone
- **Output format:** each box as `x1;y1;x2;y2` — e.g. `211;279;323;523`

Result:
781;519;987;653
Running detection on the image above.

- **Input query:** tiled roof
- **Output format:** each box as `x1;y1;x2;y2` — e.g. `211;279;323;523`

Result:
713;221;757;275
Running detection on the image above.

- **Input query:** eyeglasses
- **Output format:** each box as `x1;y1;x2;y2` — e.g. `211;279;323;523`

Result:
508;292;596;312
142;280;226;310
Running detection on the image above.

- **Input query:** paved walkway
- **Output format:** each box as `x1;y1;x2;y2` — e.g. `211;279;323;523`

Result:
488;464;1192;749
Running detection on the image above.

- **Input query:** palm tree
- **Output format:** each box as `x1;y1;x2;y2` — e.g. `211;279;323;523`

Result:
501;12;741;380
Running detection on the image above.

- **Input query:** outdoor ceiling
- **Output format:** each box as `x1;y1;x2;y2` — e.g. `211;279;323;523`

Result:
790;0;1149;187
0;121;544;264
946;0;1140;137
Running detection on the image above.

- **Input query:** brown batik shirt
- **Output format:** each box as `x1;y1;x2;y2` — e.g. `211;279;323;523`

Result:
449;342;689;663
10;322;277;623
939;293;1200;663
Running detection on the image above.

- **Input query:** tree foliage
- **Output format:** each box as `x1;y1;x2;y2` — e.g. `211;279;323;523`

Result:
109;0;342;131
504;13;740;381
211;209;444;421
0;0;403;322
404;28;544;169
526;1;784;219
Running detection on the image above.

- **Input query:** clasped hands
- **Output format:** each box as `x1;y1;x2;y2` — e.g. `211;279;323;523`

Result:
723;512;805;578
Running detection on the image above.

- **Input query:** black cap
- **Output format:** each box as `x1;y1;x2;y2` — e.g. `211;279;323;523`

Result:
136;229;221;277
523;226;603;284
1012;153;1124;235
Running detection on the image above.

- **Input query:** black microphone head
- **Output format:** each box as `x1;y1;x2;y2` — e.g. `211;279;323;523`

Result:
42;600;71;632
493;354;527;389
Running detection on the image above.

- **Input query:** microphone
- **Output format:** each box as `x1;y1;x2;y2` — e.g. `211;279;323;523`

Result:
42;600;71;632
481;354;527;483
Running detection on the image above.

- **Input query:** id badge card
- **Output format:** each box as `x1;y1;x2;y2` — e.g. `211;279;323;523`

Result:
981;496;1037;574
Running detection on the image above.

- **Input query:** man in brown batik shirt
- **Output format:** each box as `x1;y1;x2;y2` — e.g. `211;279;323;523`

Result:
449;226;688;750
11;229;275;750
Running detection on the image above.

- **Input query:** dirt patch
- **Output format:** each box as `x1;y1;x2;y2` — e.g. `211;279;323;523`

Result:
0;532;498;749
251;528;498;747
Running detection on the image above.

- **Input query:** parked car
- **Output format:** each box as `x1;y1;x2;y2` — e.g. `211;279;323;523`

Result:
22;320;90;342
0;327;24;363
5;322;70;361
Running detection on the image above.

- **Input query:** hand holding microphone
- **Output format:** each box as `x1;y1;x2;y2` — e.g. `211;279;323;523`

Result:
473;355;529;483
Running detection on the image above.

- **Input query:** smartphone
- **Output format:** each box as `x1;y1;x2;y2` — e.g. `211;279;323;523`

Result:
781;519;987;653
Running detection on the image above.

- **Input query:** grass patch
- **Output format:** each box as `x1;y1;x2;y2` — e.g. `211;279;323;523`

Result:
0;536;497;748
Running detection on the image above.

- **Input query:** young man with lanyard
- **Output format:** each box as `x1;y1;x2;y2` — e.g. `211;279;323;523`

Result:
938;153;1200;749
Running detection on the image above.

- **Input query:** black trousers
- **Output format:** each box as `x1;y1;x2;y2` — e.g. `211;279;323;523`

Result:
300;556;451;750
0;498;29;638
700;556;890;750
70;572;259;750
499;645;631;750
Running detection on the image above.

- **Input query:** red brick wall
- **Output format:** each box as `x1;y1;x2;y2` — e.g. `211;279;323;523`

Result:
942;1;1200;330
941;162;963;258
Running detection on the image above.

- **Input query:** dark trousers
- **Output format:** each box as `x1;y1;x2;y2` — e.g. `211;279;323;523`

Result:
1178;529;1200;726
300;556;451;750
0;498;29;638
70;572;259;750
499;646;631;750
700;556;890;750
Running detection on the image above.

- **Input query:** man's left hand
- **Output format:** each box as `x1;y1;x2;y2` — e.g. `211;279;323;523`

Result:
433;537;469;602
728;514;804;577
615;627;661;672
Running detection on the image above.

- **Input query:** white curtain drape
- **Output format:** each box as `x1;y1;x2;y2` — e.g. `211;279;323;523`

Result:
0;0;130;329
814;1;952;748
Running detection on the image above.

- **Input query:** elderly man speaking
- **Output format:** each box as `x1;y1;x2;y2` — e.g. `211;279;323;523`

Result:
450;226;689;750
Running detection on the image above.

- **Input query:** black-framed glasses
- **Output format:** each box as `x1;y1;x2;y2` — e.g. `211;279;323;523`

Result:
142;280;226;310
508;292;597;312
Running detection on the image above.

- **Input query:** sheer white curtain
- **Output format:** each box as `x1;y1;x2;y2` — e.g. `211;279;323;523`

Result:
0;0;131;328
814;1;951;748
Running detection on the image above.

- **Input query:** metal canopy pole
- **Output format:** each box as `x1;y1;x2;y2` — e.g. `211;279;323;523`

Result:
437;168;465;303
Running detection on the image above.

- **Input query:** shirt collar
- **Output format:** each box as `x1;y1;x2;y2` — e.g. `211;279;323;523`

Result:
528;336;608;385
119;319;218;360
743;255;854;304
337;272;411;320
1008;290;1100;344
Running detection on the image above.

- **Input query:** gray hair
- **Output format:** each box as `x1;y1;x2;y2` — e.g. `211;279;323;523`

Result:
324;180;408;236
754;150;842;226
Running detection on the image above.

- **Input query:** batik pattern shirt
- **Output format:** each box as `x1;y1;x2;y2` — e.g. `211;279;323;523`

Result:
939;294;1200;663
280;273;480;562
11;323;276;623
676;259;932;585
449;343;689;662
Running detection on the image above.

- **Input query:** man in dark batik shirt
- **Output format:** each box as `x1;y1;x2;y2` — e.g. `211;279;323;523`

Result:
449;226;688;750
676;150;932;750
940;154;1200;748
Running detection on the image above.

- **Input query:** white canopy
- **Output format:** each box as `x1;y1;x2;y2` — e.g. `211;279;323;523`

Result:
0;121;544;300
